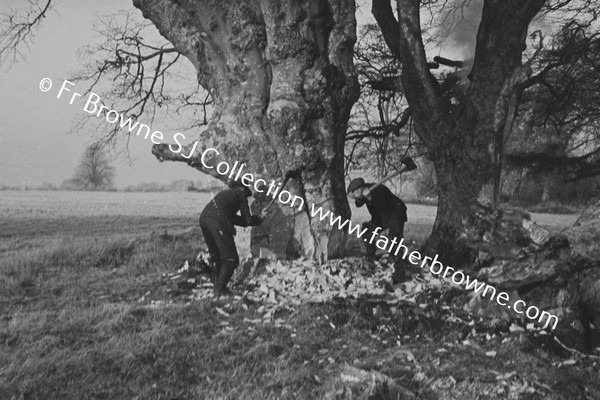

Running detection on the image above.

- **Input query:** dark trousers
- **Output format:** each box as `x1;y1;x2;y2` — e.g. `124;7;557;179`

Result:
362;216;405;257
199;217;239;293
362;213;408;282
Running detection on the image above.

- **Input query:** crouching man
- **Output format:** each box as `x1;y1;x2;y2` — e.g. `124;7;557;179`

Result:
199;180;263;296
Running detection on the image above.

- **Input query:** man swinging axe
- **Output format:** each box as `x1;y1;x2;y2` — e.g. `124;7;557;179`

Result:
199;180;263;297
347;156;417;280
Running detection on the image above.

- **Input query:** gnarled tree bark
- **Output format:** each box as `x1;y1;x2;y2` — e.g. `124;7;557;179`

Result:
132;0;360;261
372;0;546;263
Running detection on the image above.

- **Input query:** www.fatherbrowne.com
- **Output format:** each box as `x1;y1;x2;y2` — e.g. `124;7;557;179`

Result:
310;204;559;330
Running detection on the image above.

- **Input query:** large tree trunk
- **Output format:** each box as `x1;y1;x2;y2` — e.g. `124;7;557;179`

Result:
373;0;546;264
427;141;492;263
132;0;359;261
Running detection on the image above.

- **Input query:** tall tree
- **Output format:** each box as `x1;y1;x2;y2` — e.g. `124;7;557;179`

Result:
506;20;600;180
1;0;360;262
132;0;360;261
6;1;598;264
369;0;599;262
72;142;116;190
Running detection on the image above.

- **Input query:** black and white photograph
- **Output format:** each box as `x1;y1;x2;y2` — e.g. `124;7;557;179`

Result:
1;0;600;398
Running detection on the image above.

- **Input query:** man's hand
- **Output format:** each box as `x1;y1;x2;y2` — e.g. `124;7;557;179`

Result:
361;188;372;201
349;187;372;202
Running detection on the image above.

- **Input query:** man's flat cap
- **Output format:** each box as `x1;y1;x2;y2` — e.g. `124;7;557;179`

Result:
347;178;365;193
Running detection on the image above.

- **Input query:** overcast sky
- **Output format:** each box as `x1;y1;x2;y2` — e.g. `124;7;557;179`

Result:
0;0;211;188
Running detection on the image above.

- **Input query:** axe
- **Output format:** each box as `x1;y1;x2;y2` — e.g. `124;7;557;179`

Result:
261;166;305;216
361;156;417;198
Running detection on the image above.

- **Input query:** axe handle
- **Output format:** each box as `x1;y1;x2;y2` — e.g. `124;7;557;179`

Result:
363;157;416;196
261;176;290;215
262;197;278;215
363;169;405;196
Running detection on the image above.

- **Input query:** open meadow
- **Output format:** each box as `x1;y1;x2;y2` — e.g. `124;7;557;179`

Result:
1;190;592;400
0;190;577;254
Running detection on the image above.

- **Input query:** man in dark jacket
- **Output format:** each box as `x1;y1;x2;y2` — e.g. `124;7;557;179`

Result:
347;178;407;260
200;181;262;296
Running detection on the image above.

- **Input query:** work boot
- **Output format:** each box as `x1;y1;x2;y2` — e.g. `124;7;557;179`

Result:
209;260;221;285
214;262;235;297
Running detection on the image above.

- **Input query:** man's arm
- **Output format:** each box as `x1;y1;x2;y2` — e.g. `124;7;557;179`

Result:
233;188;262;227
355;197;367;207
355;183;377;206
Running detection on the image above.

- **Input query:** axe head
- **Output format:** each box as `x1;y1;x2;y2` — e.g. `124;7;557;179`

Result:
400;156;417;172
285;166;305;180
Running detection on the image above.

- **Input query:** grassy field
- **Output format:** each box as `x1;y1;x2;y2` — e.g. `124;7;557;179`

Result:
0;190;577;254
1;190;595;399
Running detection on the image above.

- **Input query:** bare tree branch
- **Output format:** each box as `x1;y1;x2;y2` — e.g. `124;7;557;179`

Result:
371;0;451;147
346;107;411;140
0;0;53;67
346;23;420;177
69;11;212;151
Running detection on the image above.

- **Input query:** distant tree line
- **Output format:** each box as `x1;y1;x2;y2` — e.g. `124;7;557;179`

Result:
0;180;220;193
0;142;220;192
122;180;221;193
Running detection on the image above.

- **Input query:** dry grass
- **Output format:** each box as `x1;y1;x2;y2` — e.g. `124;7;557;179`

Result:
0;231;375;399
2;235;599;399
3;231;598;400
0;191;595;399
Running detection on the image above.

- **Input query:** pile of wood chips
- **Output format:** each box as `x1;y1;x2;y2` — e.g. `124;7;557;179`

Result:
163;253;450;310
